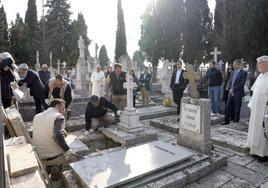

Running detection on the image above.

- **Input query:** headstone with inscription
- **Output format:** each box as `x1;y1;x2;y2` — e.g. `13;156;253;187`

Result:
177;97;212;154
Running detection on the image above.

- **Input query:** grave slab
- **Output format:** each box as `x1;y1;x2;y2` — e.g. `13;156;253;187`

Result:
9;144;39;178
102;125;158;146
70;141;194;188
11;170;46;188
222;177;256;188
66;135;89;156
211;127;249;153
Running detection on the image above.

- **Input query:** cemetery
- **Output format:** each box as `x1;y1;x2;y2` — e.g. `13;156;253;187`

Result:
1;0;268;188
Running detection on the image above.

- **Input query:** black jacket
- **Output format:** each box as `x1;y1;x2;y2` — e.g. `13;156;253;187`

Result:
38;70;51;85
139;73;151;91
206;68;223;87
19;69;44;97
228;69;248;98
170;69;188;91
85;97;118;130
1;70;15;100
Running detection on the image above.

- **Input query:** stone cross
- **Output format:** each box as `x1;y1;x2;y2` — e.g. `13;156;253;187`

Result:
57;59;61;74
210;47;221;63
123;75;136;111
49;51;52;67
183;64;200;99
78;35;85;58
62;61;67;68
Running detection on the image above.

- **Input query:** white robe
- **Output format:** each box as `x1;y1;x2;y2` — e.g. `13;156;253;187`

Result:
246;72;268;156
91;71;105;97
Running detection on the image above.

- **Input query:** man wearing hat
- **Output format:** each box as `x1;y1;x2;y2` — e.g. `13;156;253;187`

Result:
247;56;268;160
105;63;127;110
85;95;120;131
0;52;17;108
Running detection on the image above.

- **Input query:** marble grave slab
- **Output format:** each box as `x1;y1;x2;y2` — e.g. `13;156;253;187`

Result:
70;141;193;188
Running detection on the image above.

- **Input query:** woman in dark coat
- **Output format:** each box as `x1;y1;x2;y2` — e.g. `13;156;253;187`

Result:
223;65;233;107
130;70;139;107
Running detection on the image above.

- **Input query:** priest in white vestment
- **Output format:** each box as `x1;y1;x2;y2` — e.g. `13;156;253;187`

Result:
91;65;105;97
247;55;268;158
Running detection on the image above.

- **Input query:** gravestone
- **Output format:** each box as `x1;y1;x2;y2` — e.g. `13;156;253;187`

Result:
75;35;88;97
48;51;55;77
34;50;40;72
70;141;193;188
177;97;212;155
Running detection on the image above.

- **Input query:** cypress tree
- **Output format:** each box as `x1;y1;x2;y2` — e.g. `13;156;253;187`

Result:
0;5;8;51
99;45;109;68
115;0;127;62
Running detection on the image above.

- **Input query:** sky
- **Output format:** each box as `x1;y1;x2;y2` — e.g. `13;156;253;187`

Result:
1;0;216;60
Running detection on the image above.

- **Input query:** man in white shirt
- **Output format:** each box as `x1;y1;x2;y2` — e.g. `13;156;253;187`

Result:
170;61;188;117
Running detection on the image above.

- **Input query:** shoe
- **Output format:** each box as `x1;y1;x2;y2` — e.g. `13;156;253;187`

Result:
257;156;268;162
221;122;229;125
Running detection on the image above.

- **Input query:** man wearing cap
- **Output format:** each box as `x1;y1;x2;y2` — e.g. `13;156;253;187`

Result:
247;56;268;160
18;63;48;113
85;95;120;131
105;63;127;110
0;52;17;108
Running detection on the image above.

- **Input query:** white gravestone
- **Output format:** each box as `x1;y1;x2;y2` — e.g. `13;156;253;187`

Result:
117;75;144;133
119;55;131;72
70;141;193;188
57;59;61;75
34;50;40;71
210;47;222;63
48;51;55;77
178;97;212;155
75;36;88;97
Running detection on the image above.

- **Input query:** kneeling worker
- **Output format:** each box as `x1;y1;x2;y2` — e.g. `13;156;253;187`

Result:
32;99;78;181
85;95;120;131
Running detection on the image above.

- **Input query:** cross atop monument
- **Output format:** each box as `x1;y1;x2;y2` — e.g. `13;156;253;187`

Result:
210;47;221;63
62;61;67;68
123;75;136;112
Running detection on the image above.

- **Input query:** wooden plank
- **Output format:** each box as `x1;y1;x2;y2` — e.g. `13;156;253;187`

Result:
1;107;16;137
9;144;38;178
11;170;46;188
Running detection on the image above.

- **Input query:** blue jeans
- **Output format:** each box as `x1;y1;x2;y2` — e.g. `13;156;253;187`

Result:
208;86;221;113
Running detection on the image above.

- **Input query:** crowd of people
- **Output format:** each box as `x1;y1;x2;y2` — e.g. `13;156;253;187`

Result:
2;50;268;183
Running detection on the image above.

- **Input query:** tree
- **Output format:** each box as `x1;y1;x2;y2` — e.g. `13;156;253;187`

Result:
67;13;90;66
183;0;212;63
25;0;39;65
0;5;8;51
115;0;127;62
99;45;109;68
45;0;72;63
9;14;31;65
132;50;145;69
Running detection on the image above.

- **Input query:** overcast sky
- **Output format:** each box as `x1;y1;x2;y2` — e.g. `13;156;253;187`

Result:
1;0;215;59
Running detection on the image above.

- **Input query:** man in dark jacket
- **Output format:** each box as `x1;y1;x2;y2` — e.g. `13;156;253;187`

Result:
85;95;120;131
170;60;188;116
18;63;48;114
38;64;51;85
139;67;152;106
105;63;127;110
0;52;17;108
206;60;223;115
221;59;248;124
